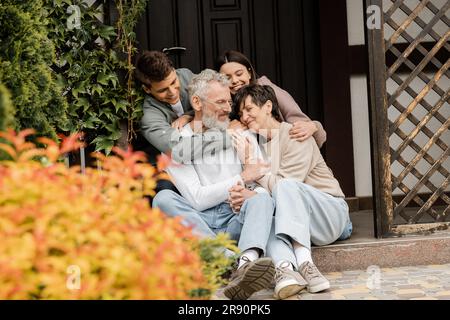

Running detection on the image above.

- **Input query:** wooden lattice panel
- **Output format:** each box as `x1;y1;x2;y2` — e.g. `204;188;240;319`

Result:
383;0;449;224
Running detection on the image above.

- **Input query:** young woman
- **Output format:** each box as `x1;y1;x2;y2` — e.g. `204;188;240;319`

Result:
215;50;326;148
229;84;352;299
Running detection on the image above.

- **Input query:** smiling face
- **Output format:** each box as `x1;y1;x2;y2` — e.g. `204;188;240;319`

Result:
144;69;180;105
219;62;252;95
239;96;272;133
191;81;232;130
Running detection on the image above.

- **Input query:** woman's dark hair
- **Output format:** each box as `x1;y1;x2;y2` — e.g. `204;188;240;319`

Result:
214;50;257;84
233;84;283;122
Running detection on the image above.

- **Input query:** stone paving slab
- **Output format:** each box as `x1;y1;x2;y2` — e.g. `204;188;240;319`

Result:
214;263;450;300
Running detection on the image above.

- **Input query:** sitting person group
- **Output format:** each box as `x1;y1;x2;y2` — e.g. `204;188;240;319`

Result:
134;50;353;300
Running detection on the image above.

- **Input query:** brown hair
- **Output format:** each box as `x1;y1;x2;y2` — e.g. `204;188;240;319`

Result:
233;84;283;122
135;51;174;87
215;50;257;84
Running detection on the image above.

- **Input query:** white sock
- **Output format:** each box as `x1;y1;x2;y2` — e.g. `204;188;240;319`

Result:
276;260;294;270
293;241;313;267
238;249;259;269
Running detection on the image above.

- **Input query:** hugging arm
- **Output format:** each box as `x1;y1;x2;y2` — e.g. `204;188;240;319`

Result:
166;163;242;212
260;77;327;148
170;129;232;164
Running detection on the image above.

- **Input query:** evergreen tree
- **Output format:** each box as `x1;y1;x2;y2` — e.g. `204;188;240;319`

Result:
0;0;68;139
0;84;15;132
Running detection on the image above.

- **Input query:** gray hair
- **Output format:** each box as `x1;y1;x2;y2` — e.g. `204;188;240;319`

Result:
188;69;230;100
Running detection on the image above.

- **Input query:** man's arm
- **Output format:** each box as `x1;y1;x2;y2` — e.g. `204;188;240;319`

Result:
171;129;231;164
167;163;243;212
140;105;180;153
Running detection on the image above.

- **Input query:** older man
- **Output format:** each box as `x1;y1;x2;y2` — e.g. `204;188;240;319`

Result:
152;69;275;300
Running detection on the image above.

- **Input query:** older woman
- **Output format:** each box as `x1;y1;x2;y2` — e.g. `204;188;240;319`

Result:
229;84;352;299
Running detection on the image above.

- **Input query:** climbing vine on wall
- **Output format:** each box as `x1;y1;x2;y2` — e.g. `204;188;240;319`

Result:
46;0;148;153
114;0;149;143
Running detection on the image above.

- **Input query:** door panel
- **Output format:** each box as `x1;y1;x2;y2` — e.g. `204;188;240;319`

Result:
200;0;252;68
136;0;310;110
135;0;356;197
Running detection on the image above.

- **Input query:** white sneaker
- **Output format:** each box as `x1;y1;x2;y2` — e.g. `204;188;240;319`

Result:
274;261;307;299
298;261;330;293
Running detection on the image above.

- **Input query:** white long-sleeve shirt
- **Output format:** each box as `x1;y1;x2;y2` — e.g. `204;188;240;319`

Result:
166;125;266;211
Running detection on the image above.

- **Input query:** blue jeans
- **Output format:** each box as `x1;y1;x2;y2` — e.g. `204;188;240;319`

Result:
337;220;353;241
153;190;274;254
265;179;352;268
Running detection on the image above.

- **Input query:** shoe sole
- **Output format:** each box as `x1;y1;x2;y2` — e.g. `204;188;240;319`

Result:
308;280;330;293
223;258;275;300
274;280;306;300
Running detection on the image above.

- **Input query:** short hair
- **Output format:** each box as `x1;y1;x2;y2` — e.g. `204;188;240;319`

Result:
135;51;174;87
215;50;257;84
233;84;283;121
188;69;230;101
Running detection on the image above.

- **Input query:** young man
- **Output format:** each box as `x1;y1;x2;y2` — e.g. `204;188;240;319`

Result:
135;51;195;161
152;69;276;300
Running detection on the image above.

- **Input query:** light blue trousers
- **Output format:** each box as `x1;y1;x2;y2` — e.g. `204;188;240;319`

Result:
266;179;351;267
153;190;274;254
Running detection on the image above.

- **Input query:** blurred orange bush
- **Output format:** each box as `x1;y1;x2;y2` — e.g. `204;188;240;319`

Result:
0;129;221;299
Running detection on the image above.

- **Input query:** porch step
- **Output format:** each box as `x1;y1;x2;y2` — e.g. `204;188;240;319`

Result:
312;210;450;272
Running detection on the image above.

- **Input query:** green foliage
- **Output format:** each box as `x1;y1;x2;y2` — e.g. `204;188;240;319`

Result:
0;1;149;152
0;84;15;160
45;0;147;153
190;233;239;298
0;84;15;131
115;0;148;143
0;0;69;140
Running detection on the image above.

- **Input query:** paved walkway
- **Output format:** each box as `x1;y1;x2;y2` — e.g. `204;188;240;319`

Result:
215;263;450;300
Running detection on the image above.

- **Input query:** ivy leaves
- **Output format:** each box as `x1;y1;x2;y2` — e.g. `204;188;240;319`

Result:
2;0;148;153
44;0;147;153
95;25;116;42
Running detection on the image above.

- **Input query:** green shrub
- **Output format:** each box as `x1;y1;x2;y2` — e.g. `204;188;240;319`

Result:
0;0;68;139
0;129;239;299
0;84;14;131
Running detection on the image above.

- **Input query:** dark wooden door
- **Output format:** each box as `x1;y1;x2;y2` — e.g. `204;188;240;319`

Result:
135;0;323;120
135;0;356;197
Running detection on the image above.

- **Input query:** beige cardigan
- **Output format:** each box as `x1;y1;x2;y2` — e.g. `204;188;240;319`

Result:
257;122;345;198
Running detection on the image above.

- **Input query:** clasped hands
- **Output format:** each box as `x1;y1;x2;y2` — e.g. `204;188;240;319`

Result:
227;128;270;213
228;182;256;213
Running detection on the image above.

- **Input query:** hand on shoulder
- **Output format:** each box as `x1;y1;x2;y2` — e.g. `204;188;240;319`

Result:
289;120;318;142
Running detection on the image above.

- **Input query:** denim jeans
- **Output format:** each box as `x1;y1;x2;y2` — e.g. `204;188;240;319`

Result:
153;190;274;254
265;179;352;267
337;220;353;241
270;179;351;250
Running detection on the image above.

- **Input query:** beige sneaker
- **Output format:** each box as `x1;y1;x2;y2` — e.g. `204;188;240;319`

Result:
223;257;275;300
298;261;330;293
274;261;307;299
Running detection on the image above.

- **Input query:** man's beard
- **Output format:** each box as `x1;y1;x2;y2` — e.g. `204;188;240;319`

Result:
202;111;230;131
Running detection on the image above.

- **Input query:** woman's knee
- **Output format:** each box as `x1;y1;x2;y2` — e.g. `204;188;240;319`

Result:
272;179;302;197
245;192;274;209
241;193;274;220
